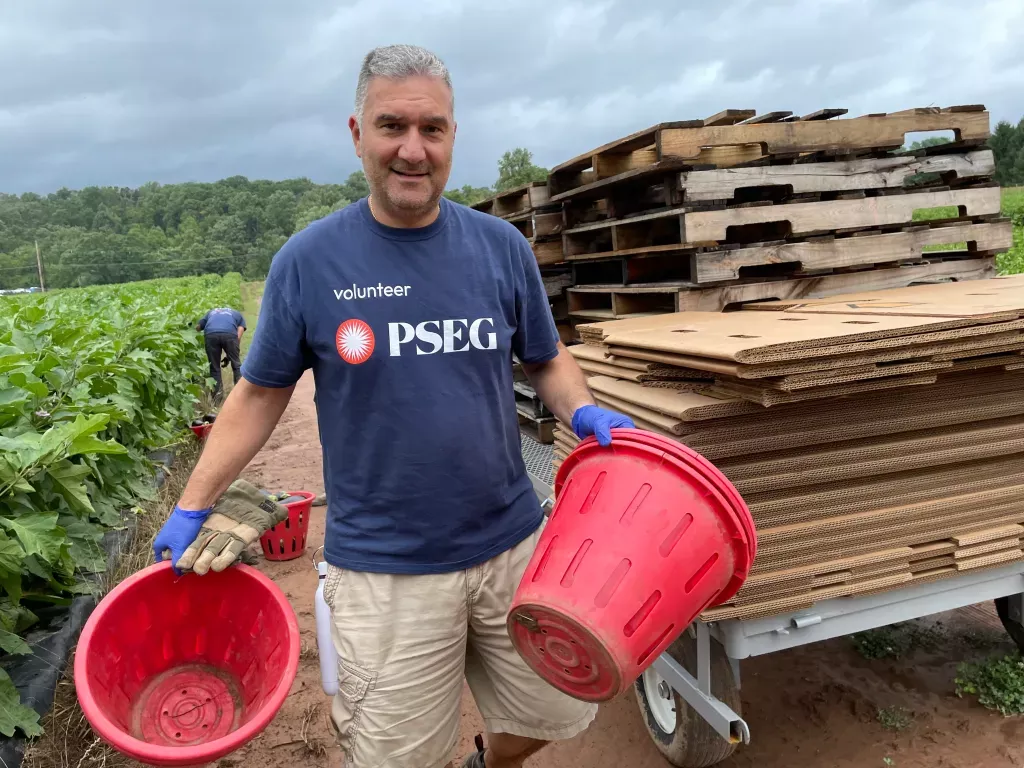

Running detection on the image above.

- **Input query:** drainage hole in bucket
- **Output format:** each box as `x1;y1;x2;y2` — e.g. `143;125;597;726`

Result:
181;689;187;694
541;629;548;634
539;648;545;653
564;668;570;674
203;725;208;730
175;732;181;738
206;697;211;703
163;710;169;716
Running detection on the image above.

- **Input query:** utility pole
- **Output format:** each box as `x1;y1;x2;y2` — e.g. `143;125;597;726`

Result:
34;240;45;292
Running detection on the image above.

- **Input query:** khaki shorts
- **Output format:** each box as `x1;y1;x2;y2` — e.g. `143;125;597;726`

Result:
322;519;598;768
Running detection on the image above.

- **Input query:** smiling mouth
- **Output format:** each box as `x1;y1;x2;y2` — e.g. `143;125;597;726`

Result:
391;168;429;178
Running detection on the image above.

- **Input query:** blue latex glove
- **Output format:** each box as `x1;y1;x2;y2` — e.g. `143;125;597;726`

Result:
153;505;211;574
572;404;635;447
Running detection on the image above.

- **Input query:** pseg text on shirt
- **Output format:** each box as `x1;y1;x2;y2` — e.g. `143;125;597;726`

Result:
334;284;412;301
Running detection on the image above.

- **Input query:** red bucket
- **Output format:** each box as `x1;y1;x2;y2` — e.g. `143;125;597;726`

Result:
258;491;315;562
189;423;212;440
507;428;756;703
75;561;300;766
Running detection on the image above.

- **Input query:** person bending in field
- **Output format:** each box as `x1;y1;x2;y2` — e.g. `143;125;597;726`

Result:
196;307;246;402
155;44;634;768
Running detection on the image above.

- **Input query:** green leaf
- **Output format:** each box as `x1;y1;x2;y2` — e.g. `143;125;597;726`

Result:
67;435;127;457
0;534;26;577
0;628;30;656
1;514;65;565
0;667;43;738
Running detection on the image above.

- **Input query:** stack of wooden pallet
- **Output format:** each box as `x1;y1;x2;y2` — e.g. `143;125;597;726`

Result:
554;106;1009;325
553;276;1024;619
471;106;1012;342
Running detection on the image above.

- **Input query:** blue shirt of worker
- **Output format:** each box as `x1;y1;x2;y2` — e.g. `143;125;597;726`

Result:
199;308;246;335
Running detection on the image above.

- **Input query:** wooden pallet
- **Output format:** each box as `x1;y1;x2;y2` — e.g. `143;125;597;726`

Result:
677;150;994;202
516;407;556;444
675;258;997;312
691;219;1011;283
567;285;681;320
532;239;565;266
506;210;564;240
513;381;552;419
548;106;989;199
561;149;995;229
563;186;1001;259
473;181;554;218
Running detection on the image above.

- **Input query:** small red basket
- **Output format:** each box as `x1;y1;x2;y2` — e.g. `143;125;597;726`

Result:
259;492;315;562
188;423;212;440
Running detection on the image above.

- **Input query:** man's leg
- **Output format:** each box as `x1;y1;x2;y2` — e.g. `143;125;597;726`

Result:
461;519;598;768
323;564;469;768
203;334;224;400
224;333;242;387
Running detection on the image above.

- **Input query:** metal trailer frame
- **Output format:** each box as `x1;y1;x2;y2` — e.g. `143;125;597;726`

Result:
519;433;1024;757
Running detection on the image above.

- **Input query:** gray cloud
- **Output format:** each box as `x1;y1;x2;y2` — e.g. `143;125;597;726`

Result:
2;0;1021;194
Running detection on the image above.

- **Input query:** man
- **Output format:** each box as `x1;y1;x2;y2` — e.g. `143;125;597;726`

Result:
154;44;634;768
196;306;246;401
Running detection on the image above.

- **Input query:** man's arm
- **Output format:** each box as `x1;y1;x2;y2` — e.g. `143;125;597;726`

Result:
520;342;594;426
177;379;293;509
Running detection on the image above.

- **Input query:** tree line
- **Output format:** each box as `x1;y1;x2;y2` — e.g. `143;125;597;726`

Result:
0;148;547;290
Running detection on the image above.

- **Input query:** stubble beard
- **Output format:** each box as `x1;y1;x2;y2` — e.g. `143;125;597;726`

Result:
368;166;443;218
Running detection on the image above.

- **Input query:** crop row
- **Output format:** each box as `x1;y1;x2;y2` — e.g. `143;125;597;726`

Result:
0;273;242;736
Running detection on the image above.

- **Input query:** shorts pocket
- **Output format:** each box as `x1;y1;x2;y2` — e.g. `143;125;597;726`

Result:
323;564;346;610
332;658;377;748
338;658;376;703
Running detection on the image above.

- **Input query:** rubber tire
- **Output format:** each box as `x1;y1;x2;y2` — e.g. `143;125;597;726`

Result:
634;631;741;768
994;596;1024;651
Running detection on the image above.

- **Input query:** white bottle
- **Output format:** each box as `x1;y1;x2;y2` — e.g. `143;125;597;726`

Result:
314;560;339;696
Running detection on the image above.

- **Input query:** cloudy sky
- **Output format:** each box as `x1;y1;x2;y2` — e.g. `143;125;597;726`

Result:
2;0;1022;196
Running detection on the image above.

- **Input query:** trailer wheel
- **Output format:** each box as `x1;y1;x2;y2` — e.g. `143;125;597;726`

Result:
634;631;741;768
994;596;1024;651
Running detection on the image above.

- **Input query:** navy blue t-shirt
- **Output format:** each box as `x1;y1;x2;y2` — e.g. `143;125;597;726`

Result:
240;196;560;574
199;308;246;335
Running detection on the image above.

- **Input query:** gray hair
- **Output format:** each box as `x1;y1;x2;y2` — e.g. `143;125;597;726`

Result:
354;45;453;125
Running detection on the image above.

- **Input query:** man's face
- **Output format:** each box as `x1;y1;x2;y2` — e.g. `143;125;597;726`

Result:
349;75;455;220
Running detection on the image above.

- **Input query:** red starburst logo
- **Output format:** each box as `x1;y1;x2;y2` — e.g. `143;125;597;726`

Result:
335;319;375;364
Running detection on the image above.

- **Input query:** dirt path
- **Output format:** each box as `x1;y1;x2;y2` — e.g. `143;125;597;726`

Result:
216;367;1024;768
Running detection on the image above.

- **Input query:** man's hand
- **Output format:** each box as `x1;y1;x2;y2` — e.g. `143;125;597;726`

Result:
572;404;635;447
176;479;288;575
153;505;212;573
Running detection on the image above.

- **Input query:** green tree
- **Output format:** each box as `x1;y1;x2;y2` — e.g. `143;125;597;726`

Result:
991;119;1024;186
495;148;548;193
341;171;370;201
444;185;493;207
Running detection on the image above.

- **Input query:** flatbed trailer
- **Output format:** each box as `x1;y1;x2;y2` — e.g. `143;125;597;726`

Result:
519;433;1024;767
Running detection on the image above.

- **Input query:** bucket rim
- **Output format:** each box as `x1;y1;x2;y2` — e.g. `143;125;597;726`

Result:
73;561;301;766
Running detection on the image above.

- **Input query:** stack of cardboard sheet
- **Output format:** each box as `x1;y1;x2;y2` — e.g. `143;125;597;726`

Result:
553;275;1024;620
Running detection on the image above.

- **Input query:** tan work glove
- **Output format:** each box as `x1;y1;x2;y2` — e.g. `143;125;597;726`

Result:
175;479;288;575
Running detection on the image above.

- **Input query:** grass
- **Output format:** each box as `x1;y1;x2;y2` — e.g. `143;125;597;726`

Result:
239;280;264;360
913;189;1024;268
22;439;203;768
999;187;1024;275
877;706;914;731
955;652;1024;716
851;622;943;660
